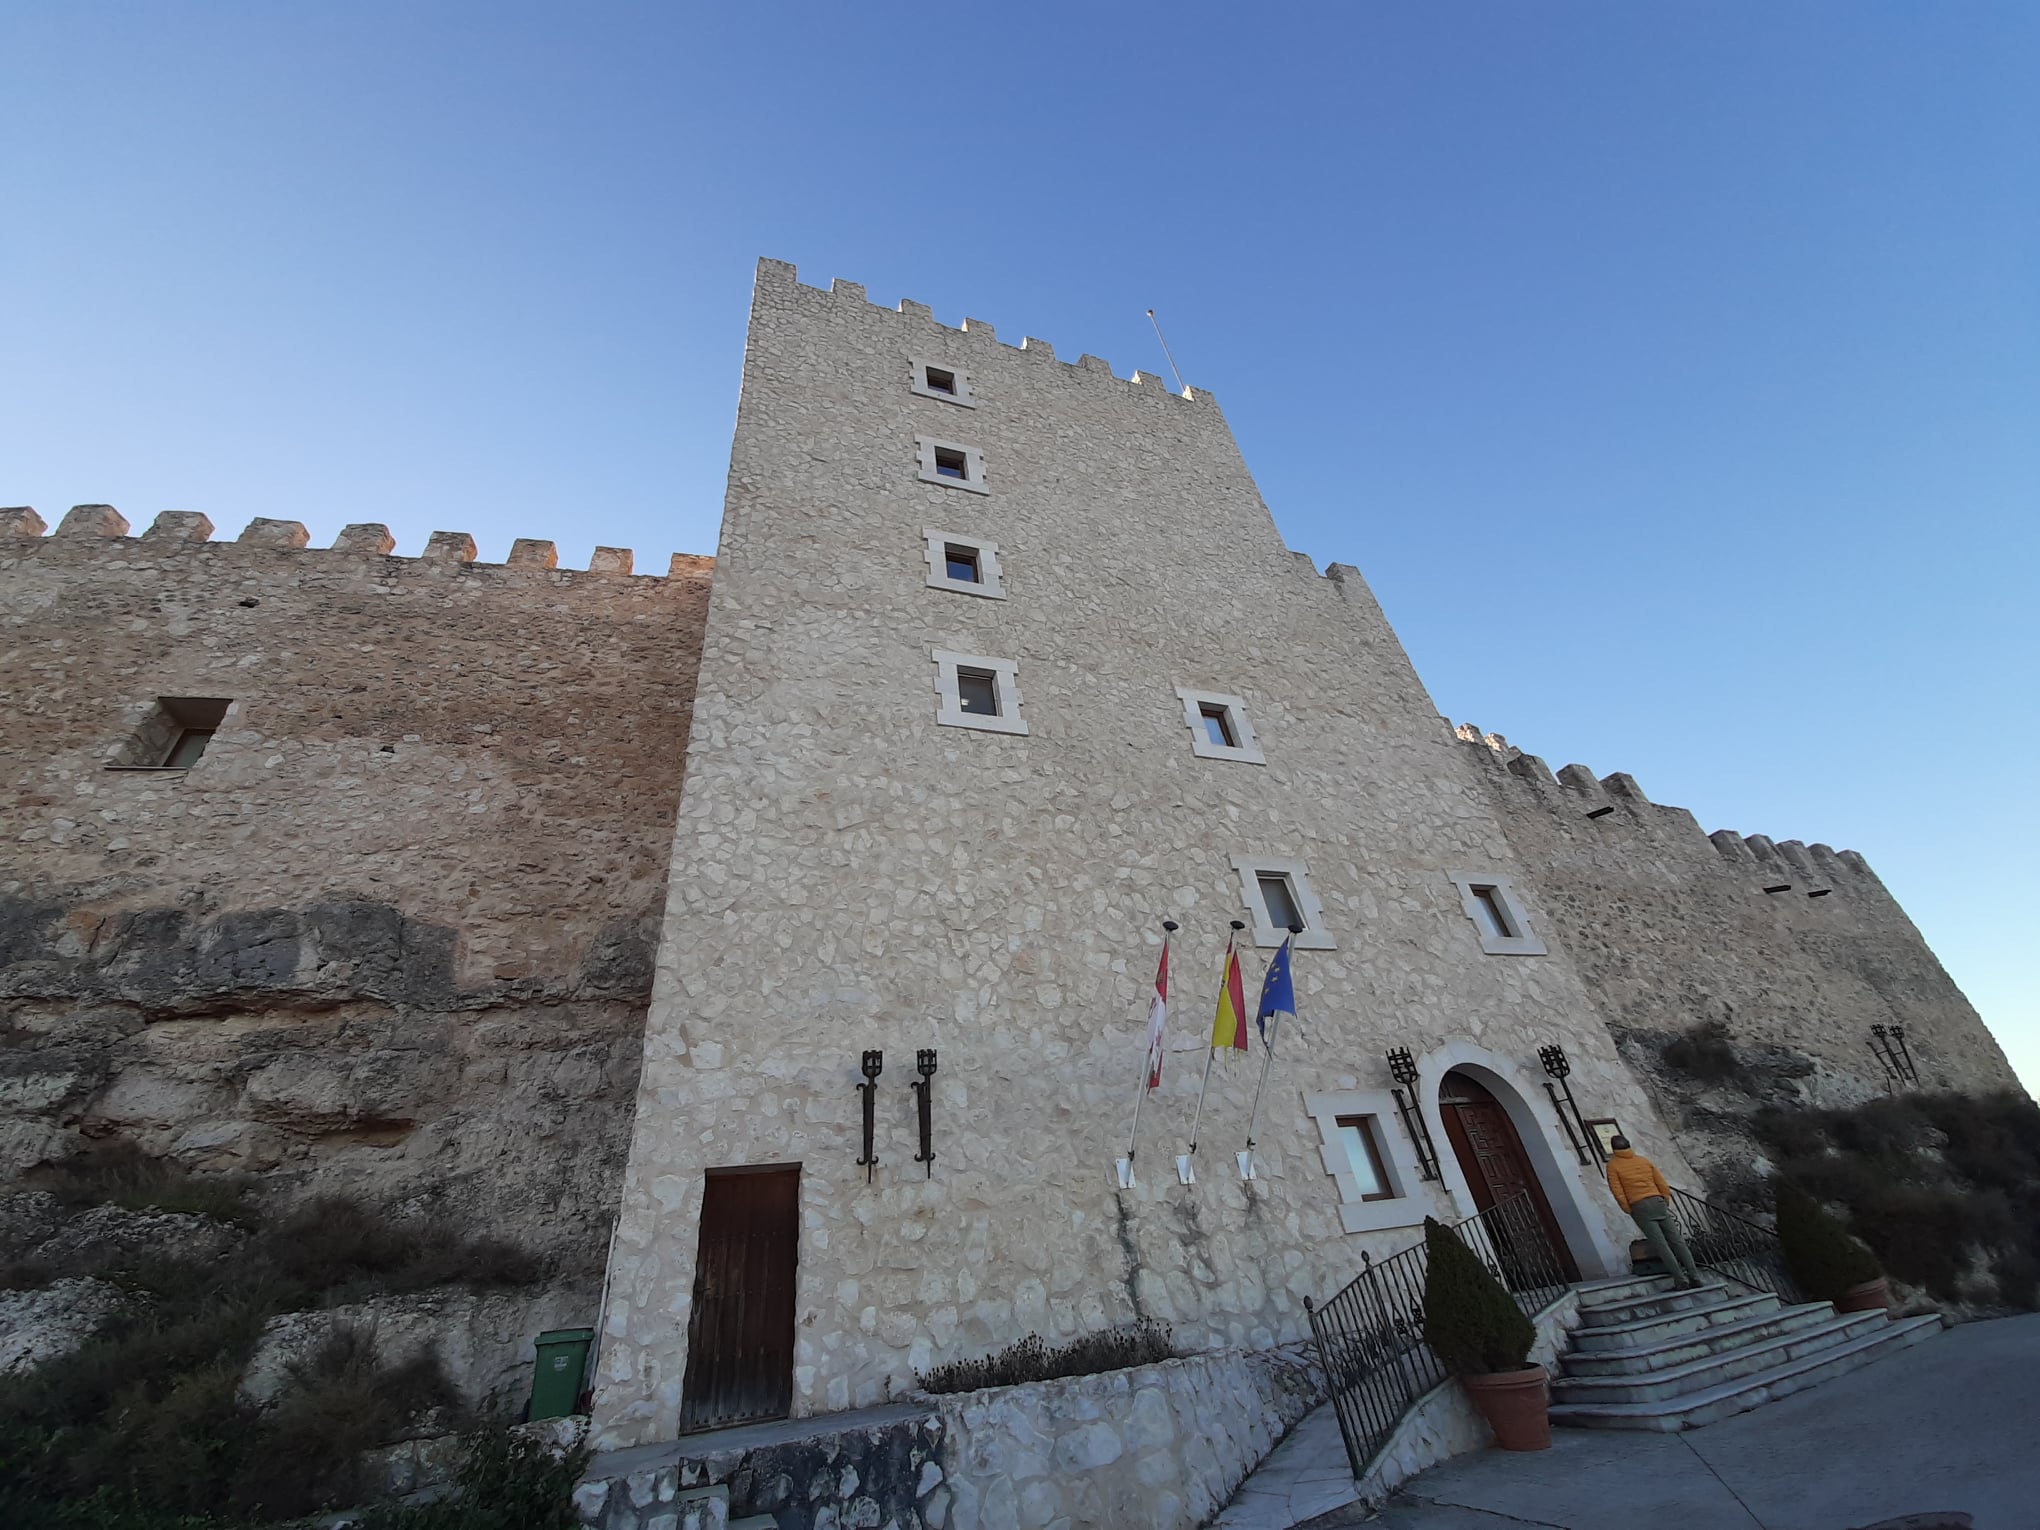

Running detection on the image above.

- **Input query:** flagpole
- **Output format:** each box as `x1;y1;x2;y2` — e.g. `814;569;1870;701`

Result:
1121;920;1175;1184
1186;922;1243;1158
1242;924;1302;1171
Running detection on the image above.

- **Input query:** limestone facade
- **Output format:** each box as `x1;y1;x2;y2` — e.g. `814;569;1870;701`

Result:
592;260;1713;1447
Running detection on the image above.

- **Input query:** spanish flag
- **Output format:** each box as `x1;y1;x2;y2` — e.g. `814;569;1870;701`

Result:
1210;934;1248;1052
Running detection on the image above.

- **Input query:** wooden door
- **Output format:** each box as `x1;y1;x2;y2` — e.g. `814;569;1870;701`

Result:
1438;1073;1579;1281
678;1164;800;1433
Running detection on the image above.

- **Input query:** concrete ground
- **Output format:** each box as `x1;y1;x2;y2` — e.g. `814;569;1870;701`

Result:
1282;1313;2039;1530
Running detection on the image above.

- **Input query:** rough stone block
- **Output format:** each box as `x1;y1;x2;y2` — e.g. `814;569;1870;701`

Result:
237;517;310;548
55;504;128;538
590;547;634;575
424;530;478;563
0;506;46;537
143;511;215;542
509;537;560;568
333;522;397;554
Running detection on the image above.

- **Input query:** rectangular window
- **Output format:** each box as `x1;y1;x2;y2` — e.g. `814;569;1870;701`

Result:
923;366;957;395
944;543;981;584
1472;885;1515;939
933;447;968;480
1258;873;1303;934
911;359;975;407
1336;1117;1395;1201
956;668;999;716
1199;704;1236;748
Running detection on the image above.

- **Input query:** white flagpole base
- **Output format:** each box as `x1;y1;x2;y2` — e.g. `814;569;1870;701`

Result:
1175;1154;1196;1185
1116;1158;1136;1190
1237;1151;1257;1181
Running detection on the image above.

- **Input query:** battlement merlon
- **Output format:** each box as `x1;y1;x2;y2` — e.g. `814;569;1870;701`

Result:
754;257;1215;406
1450;725;1888;890
1;506;714;582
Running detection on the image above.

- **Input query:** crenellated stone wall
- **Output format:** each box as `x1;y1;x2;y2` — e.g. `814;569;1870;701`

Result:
0;509;712;1297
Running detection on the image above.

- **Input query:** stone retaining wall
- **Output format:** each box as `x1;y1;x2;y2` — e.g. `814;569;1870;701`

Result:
577;1342;1323;1530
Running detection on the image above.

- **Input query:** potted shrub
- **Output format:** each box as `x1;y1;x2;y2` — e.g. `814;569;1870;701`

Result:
1420;1216;1549;1451
1774;1179;1889;1316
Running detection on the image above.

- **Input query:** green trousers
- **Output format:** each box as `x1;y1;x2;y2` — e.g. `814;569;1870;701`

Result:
1630;1195;1703;1284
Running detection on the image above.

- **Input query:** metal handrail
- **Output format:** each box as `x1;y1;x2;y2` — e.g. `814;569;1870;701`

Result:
1667;1185;1801;1303
1304;1191;1570;1483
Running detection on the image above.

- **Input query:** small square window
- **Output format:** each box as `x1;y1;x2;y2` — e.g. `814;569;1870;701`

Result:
1230;855;1332;949
1336;1117;1396;1202
1448;872;1547;956
916;438;989;494
922;530;1004;599
1174;687;1265;764
933;650;1027;735
956;668;999;716
911;358;976;407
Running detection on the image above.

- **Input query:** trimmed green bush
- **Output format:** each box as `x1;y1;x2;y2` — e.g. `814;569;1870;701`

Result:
1774;1179;1881;1302
1420;1217;1535;1375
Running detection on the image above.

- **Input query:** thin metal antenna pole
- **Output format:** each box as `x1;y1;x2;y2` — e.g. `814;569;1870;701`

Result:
1146;308;1188;395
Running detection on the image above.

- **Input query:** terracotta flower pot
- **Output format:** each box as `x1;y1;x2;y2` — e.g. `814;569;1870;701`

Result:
1835;1277;1892;1317
1462;1364;1551;1451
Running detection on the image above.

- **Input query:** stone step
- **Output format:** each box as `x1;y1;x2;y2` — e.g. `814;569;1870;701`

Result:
1560;1301;1844;1377
1570;1290;1780;1351
1553;1309;1894;1403
1573;1273;1679;1308
1550;1314;1942;1431
1577;1280;1735;1327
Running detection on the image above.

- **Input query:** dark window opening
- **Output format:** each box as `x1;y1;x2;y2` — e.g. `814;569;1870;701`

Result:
113;696;231;771
1199;704;1237;748
933;447;969;480
1472;885;1515;939
956;669;1000;716
944;544;982;583
1258;873;1304;933
164;729;216;768
923;367;957;395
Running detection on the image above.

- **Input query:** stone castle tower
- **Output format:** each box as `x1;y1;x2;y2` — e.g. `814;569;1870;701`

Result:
1;258;2018;1470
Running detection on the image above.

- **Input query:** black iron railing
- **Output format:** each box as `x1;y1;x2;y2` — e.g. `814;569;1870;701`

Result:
1667;1186;1800;1303
1304;1192;1571;1482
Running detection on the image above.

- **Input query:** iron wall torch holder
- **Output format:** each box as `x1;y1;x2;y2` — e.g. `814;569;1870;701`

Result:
1870;1024;1921;1089
856;1050;883;1183
911;1048;938;1176
1385;1047;1442;1181
1539;1044;1602;1165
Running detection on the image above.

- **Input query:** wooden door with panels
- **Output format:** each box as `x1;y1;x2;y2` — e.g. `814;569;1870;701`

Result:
1437;1071;1580;1282
678;1164;801;1434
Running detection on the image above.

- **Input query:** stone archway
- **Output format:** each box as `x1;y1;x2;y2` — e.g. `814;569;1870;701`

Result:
1415;1042;1622;1279
1437;1069;1580;1281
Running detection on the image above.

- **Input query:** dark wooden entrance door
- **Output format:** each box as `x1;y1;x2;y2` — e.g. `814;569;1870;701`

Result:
678;1164;800;1433
1438;1072;1580;1281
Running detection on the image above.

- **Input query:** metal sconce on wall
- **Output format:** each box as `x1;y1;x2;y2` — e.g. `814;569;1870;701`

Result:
856;1050;883;1182
1538;1043;1602;1166
912;1048;939;1176
1385;1046;1442;1181
1870;1024;1921;1090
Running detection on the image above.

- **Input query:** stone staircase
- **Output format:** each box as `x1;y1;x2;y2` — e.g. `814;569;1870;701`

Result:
1548;1273;1942;1431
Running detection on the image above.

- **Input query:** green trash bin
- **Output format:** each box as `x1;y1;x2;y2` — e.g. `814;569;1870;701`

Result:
528;1327;594;1421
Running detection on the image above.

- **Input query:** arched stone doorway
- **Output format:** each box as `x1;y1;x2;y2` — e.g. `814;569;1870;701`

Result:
1437;1069;1581;1282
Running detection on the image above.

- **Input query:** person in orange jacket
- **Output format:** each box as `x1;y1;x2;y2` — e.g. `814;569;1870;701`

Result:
1605;1135;1703;1289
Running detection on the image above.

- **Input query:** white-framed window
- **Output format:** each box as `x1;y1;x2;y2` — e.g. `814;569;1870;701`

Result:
932;650;1027;735
910;358;976;408
1305;1090;1427;1234
1173;686;1265;765
916;437;989;495
1228;854;1334;950
922;529;1004;599
1446;872;1547;956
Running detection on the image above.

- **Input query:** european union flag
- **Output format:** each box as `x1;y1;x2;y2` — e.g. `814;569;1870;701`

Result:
1255;937;1295;1047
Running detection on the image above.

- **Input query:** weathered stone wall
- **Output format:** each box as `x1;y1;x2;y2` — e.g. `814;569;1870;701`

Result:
1454;731;2022;1187
593;260;1695;1447
577;1343;1323;1530
0;508;711;1288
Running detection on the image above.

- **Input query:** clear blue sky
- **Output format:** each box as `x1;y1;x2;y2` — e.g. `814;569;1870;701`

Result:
5;4;2035;1088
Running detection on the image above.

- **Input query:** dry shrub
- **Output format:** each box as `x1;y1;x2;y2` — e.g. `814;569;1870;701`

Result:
916;1318;1173;1395
30;1140;254;1227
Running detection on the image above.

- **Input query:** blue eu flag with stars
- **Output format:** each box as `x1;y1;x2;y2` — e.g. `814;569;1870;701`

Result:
1255;937;1295;1048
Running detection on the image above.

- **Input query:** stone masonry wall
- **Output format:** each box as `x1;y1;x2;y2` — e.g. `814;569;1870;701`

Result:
593;260;1697;1447
1454;730;2022;1187
0;507;711;1293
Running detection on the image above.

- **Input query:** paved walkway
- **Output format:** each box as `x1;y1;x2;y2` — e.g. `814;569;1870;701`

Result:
1227;1313;2039;1530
